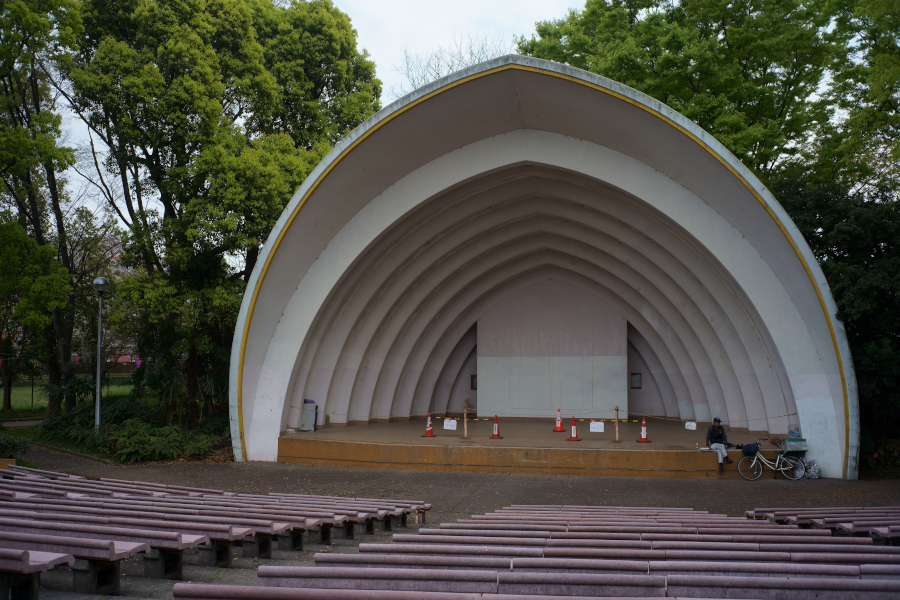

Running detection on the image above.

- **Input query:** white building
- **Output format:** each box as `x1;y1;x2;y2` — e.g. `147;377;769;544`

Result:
230;56;859;479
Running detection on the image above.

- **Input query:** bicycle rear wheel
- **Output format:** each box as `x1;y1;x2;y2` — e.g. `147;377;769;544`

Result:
738;455;763;480
779;455;806;480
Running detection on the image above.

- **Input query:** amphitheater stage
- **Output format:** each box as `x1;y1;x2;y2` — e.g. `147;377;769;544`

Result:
278;418;782;478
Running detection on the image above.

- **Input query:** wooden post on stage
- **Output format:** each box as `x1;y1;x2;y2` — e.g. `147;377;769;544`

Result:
463;403;468;439
614;405;620;443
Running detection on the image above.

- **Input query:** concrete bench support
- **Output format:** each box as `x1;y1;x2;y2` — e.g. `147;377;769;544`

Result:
319;525;332;545
241;535;272;559
331;524;353;540
72;558;120;595
0;572;39;600
373;517;391;532
143;548;183;580
277;531;303;552
198;541;232;568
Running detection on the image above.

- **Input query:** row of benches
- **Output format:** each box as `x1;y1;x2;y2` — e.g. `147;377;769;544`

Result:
745;506;900;543
168;504;900;599
0;465;429;598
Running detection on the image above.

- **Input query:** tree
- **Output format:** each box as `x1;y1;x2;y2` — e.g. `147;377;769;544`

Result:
0;0;85;415
56;0;380;425
0;217;70;411
774;177;900;446
517;0;845;179
817;0;900;192
392;32;516;99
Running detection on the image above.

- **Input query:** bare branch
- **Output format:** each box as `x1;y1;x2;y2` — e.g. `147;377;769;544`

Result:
390;31;517;100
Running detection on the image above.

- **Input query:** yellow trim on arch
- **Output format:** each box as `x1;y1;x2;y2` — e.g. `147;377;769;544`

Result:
236;63;852;478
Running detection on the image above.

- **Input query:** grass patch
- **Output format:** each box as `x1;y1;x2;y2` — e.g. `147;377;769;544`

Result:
3;424;105;458
3;377;133;420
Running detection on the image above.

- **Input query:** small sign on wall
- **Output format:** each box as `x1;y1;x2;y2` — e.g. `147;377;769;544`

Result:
589;421;604;433
685;421;697;430
443;419;457;430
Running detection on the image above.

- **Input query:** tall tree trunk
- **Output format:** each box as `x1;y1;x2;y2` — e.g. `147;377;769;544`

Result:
56;296;77;413
43;325;62;419
2;372;12;411
244;246;259;282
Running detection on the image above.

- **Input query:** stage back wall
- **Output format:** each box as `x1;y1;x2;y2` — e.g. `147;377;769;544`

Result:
230;56;860;479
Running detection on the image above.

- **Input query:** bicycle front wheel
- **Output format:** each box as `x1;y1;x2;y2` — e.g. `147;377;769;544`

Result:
738;455;763;481
779;455;806;480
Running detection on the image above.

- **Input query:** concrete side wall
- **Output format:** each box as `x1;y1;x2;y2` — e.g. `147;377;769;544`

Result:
628;341;666;417
477;280;627;419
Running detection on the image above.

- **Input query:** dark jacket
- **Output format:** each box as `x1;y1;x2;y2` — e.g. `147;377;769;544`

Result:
706;425;727;446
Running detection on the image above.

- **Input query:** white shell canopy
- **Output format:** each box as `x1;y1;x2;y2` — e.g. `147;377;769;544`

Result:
231;55;859;479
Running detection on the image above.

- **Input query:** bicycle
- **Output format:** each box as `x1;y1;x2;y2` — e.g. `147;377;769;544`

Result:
737;438;806;481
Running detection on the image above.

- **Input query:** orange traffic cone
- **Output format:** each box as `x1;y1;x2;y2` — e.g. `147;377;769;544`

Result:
489;415;503;439
422;414;435;437
637;417;651;443
553;408;564;432
566;416;581;441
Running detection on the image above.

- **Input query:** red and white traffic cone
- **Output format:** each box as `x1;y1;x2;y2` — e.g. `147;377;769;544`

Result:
422;414;435;437
553;408;564;432
567;416;581;441
489;415;503;439
637;417;651;443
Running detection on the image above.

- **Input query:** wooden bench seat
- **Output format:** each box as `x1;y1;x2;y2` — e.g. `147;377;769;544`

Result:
258;566;499;594
495;571;665;597
0;549;72;575
358;543;542;557
174;583;480;599
314;553;510;570
648;560;860;578
666;574;900;599
509;557;648;575
0;530;148;594
861;565;900;579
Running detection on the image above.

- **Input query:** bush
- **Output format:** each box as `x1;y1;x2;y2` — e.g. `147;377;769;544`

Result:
40;399;221;463
104;419;220;463
0;434;29;459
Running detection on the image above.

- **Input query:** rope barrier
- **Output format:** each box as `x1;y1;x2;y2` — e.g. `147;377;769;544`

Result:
331;406;799;425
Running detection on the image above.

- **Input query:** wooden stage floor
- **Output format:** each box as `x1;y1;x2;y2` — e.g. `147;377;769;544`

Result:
278;419;780;478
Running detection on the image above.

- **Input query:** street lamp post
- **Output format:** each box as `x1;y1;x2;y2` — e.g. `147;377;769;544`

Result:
92;277;110;432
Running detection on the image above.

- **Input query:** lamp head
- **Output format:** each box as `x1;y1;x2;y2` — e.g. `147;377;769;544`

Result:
92;276;110;294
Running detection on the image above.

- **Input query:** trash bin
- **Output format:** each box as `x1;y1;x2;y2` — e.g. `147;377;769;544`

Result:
298;400;317;432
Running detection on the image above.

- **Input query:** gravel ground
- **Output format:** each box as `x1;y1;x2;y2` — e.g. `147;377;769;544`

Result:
16;445;900;600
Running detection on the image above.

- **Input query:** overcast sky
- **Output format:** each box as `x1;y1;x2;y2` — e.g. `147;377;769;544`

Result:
331;0;580;102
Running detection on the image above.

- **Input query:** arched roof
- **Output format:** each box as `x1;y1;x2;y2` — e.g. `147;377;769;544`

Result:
230;55;859;478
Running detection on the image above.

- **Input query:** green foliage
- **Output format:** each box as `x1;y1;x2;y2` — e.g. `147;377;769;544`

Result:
104;419;219;463
0;433;29;459
0;217;71;410
518;0;844;177
59;0;381;430
820;0;900;190
774;176;900;442
40;396;222;463
0;218;70;331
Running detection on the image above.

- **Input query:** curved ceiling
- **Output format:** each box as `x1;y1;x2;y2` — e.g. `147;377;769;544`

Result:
231;56;859;479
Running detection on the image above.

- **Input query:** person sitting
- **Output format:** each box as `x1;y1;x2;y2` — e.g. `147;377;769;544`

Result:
706;417;733;471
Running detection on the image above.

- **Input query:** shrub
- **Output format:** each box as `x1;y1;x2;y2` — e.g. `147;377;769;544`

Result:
0;434;29;459
39;398;222;463
104;419;220;463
